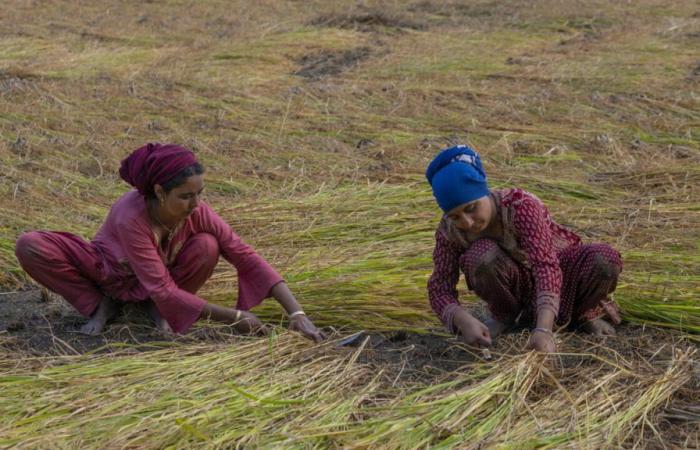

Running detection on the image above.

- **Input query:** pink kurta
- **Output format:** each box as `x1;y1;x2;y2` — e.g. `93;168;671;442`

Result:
16;190;283;333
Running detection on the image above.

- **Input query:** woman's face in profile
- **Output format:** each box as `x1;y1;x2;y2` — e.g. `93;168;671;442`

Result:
446;195;493;234
160;174;205;220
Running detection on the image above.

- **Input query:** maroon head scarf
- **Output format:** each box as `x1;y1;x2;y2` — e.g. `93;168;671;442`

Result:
119;143;198;195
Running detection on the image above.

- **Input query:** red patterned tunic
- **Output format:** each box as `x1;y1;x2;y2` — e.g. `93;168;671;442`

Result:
428;188;621;331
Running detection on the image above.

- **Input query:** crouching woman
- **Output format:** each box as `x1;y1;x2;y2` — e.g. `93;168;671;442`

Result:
15;143;325;342
425;145;622;353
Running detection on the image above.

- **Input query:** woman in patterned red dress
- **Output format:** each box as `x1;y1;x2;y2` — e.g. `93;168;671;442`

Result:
426;145;622;353
15;143;325;342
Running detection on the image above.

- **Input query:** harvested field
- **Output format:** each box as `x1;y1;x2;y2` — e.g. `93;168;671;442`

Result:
1;0;699;447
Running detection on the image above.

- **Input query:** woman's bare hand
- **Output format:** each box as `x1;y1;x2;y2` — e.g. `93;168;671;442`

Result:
526;330;556;353
289;314;326;342
233;310;265;335
453;309;492;347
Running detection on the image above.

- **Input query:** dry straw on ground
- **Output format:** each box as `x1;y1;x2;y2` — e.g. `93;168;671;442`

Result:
1;332;697;448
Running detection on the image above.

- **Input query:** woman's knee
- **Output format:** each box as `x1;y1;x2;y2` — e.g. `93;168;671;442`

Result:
170;234;219;293
15;231;47;267
185;233;220;268
460;239;501;277
460;239;509;293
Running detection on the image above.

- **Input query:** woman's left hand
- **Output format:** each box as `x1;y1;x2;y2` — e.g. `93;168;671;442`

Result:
289;314;326;343
526;330;556;353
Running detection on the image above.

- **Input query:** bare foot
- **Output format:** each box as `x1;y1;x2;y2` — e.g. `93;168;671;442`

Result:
581;318;616;336
148;302;173;333
79;297;118;335
484;317;511;339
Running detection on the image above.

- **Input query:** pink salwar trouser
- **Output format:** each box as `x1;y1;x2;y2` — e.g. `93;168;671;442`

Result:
15;231;219;317
460;239;622;327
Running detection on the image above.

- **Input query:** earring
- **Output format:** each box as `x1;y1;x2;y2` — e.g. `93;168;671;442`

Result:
159;196;164;205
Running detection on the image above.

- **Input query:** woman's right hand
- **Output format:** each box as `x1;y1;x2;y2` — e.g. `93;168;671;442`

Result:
289;314;326;343
452;308;492;347
200;304;266;335
233;310;265;335
526;330;556;353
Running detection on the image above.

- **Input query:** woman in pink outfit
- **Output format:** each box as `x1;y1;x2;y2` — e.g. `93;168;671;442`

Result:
15;143;325;342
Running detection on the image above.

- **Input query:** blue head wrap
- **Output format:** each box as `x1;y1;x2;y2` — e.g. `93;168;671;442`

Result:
425;145;489;213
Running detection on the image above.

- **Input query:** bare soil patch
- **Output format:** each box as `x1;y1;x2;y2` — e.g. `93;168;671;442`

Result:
688;61;700;81
295;47;373;79
0;70;37;95
0;289;236;355
311;11;427;33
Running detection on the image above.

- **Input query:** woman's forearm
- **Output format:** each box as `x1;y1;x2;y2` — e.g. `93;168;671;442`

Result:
200;303;237;322
536;308;556;330
270;282;303;315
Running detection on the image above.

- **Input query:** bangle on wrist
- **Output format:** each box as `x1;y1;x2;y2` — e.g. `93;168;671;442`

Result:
289;310;306;319
234;310;241;322
532;327;553;336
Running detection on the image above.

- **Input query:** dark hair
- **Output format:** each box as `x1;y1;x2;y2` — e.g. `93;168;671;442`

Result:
444;217;470;248
152;162;205;196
